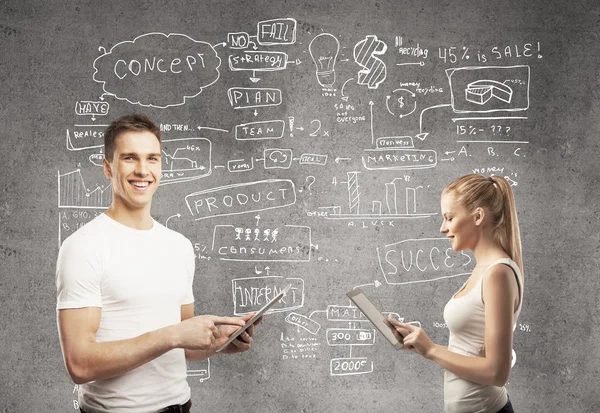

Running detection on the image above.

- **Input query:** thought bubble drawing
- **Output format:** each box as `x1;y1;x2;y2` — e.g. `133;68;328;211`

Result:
93;32;221;109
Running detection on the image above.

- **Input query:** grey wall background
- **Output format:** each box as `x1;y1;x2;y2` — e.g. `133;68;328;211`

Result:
1;0;599;411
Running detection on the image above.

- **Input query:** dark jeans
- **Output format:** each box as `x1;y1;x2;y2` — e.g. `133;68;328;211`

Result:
496;397;514;413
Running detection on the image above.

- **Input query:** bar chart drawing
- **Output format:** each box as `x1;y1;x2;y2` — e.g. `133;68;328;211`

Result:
58;170;111;209
320;172;436;220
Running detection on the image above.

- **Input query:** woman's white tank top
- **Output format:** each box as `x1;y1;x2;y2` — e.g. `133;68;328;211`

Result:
442;258;524;413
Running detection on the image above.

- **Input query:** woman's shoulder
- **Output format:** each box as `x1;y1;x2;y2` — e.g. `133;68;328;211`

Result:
485;260;516;277
482;259;520;293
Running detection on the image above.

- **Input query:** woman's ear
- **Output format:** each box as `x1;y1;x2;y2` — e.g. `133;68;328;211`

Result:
474;207;485;226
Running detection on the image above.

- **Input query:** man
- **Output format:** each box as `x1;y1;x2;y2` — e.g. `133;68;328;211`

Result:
56;113;257;413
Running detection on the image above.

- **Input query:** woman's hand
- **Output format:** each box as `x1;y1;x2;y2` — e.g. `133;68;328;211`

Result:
387;315;436;359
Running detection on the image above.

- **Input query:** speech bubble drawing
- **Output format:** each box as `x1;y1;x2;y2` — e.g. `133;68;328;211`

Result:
93;32;221;109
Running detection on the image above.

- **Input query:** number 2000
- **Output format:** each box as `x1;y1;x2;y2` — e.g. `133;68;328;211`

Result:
332;359;367;372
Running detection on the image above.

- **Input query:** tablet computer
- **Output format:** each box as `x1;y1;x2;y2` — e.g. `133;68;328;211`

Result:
216;284;291;352
346;288;404;350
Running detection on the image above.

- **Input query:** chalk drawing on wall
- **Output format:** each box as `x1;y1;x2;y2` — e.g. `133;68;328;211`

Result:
324;300;404;376
74;101;109;121
187;359;210;382
235;120;286;141
263;148;293;169
227;87;283;109
231;275;304;315
446;65;530;113
308;33;340;89
353;35;387;89
465;80;513;105
66;126;105;151
319;172;437;220
185;179;297;221
211;224;314;262
228;158;254;173
376;237;473;285
93;32;222;108
57;170;109;246
285;312;322;334
160;138;212;185
386;88;417;119
227;18;298;83
58;169;111;209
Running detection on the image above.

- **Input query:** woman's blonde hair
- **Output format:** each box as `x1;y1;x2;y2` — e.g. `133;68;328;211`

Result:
443;174;523;278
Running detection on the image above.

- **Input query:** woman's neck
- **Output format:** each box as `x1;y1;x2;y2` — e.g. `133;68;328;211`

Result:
471;235;509;267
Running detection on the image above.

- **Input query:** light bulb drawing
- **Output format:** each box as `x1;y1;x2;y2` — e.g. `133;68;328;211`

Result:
308;33;340;88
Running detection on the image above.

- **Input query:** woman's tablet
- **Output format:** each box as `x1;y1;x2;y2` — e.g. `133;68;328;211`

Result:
346;288;404;350
216;284;291;352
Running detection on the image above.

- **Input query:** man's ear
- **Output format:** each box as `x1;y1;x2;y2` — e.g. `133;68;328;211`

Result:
474;207;485;226
103;157;112;179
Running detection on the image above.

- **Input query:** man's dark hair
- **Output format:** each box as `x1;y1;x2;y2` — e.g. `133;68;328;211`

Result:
104;113;161;161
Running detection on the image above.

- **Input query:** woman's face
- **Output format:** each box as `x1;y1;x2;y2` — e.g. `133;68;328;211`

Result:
439;191;479;251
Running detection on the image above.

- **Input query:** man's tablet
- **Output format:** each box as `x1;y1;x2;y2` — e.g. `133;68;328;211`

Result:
216;284;291;352
346;288;404;350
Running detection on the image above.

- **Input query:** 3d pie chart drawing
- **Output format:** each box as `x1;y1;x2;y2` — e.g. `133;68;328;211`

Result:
465;80;513;105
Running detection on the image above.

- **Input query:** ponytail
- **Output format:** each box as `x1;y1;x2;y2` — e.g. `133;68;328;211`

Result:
489;176;524;279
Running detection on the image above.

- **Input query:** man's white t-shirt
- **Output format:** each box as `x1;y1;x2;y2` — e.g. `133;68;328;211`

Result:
56;213;195;413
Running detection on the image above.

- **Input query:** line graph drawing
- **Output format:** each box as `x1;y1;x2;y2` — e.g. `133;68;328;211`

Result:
58;169;110;246
58;170;111;209
164;148;199;171
160;138;212;185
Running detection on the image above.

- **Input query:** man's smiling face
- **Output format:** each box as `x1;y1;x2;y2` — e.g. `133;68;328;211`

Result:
103;130;162;212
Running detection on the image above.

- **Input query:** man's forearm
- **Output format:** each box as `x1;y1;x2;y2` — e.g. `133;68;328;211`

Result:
64;325;178;384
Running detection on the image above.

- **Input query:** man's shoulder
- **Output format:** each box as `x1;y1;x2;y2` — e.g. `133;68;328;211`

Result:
59;214;110;258
63;214;109;244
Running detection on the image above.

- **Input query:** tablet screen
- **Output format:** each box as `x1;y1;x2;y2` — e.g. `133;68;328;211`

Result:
346;288;404;350
216;284;291;352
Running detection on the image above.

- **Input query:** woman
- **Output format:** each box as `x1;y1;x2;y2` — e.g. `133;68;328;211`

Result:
388;174;524;413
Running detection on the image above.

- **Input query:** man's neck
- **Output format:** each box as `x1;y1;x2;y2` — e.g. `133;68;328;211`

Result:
104;204;154;230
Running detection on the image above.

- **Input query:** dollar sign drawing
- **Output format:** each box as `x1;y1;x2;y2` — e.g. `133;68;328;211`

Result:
398;96;404;108
353;35;387;89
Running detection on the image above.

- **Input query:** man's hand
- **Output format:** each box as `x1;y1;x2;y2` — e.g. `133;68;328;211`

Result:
174;315;246;350
217;312;263;354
